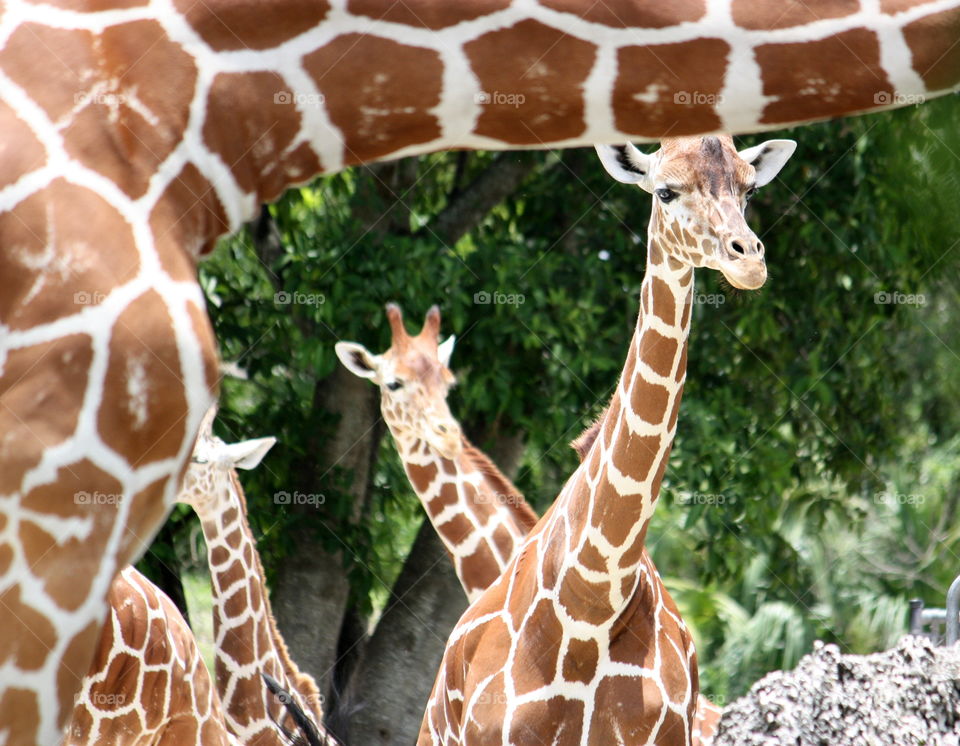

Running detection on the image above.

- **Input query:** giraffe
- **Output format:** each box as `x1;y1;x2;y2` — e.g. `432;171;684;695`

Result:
340;303;722;744
418;133;796;746
1;2;956;741
335;304;538;603
177;407;339;746
65;565;240;746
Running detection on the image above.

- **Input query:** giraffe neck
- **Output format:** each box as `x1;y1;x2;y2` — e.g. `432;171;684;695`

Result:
393;431;537;601
552;213;693;618
192;474;324;744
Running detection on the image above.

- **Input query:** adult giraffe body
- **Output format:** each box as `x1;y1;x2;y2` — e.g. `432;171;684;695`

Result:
1;1;957;741
418;135;796;745
338;304;721;744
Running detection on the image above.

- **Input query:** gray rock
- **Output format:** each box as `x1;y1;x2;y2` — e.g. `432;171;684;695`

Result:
713;636;960;746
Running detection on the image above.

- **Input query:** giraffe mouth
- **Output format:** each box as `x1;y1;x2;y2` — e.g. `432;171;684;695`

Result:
718;259;767;290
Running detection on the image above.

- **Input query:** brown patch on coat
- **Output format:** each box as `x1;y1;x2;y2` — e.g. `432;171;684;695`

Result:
0;181;138;331
510;695;583;745
512;599;563;694
406;461;439;493
902;8;960;90
732;0;859;29
0;100;46;189
563;638;599;684
305;35;443;165
613;39;728;137
0;335;94;495
630;377;671;424
557;566;615;625
460;543;501;592
204;71;319;201
175;0;328;50
347;0;509;28
638;329;679;379
151;163;230;273
97;290;188;466
756;29;893;124
539;0;704;27
467;20;595;144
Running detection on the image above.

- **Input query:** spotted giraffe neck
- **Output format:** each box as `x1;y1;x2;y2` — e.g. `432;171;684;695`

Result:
568;223;694;593
66;566;239;746
189;470;330;745
417;219;701;745
395;430;537;602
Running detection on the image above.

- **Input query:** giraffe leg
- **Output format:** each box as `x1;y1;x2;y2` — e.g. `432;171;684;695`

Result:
0;261;219;743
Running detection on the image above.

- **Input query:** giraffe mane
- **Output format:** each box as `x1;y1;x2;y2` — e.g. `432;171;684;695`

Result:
459;435;538;532
570;406;610;462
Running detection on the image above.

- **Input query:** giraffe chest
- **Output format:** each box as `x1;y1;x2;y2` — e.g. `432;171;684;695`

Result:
443;571;697;746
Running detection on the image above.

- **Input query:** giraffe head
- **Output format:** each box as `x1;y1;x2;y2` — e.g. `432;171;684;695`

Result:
596;135;796;290
335;304;462;459
180;405;277;514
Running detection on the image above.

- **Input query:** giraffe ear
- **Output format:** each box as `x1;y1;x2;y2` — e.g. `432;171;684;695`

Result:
595;144;654;192
221;437;277;470
335;342;381;382
437;335;456;368
738;139;797;187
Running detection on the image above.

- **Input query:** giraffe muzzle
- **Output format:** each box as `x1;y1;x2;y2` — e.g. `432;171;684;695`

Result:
718;236;767;290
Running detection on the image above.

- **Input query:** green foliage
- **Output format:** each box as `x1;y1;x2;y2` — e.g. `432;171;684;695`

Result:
184;95;960;696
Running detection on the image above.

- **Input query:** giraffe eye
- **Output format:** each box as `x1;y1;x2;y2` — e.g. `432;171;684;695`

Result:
386;381;403;391
655;188;678;203
745;186;757;200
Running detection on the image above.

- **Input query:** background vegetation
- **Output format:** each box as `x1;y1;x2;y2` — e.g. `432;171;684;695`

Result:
141;95;960;735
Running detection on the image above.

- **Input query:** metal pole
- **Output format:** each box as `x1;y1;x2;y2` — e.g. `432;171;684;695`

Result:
945;574;960;645
909;598;924;636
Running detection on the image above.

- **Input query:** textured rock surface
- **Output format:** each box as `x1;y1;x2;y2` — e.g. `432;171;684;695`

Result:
713;636;960;746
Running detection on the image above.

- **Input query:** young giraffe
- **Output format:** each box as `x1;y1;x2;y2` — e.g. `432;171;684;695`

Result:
177;407;339;746
2;2;957;740
335;304;538;603
65;566;240;746
418;134;796;746
340;304;721;744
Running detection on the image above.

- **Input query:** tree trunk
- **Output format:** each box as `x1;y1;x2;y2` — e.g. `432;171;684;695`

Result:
272;362;383;699
338;520;467;746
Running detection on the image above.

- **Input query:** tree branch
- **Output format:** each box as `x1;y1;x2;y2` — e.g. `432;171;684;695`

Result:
425;151;541;247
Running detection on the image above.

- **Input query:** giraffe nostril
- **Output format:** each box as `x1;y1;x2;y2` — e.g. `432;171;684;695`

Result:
437;424;447;434
730;241;746;256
